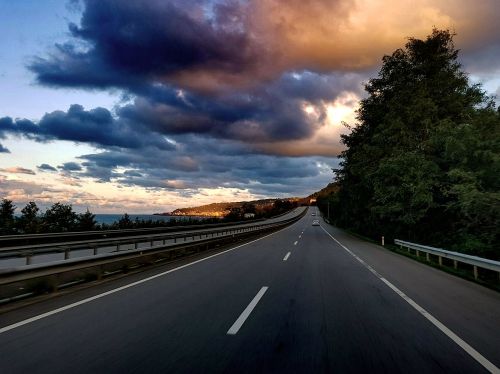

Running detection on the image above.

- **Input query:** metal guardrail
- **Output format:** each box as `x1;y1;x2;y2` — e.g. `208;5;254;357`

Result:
394;239;500;280
0;225;265;266
0;208;305;266
0;209;306;304
0;208;303;247
0;218;268;247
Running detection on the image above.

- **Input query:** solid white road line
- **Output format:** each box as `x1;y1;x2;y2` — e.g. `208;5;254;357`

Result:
227;286;268;335
0;219;301;336
294;241;298;245
283;252;291;261
320;226;500;374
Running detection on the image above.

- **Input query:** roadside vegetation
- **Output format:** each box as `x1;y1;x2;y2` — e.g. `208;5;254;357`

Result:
317;29;499;260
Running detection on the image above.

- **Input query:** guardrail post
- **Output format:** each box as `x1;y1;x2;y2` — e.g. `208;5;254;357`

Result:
453;260;458;269
26;254;32;265
150;240;154;247
426;252;430;262
134;242;138;250
473;266;478;280
438;256;442;266
64;248;70;260
116;243;120;251
416;250;419;257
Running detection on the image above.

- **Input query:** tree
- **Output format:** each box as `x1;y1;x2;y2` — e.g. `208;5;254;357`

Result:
0;199;16;234
18;201;40;234
330;29;499;258
42;203;78;232
118;213;133;229
77;209;98;231
242;202;256;215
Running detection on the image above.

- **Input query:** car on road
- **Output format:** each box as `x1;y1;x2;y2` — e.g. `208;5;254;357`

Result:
312;219;320;226
312;213;316;216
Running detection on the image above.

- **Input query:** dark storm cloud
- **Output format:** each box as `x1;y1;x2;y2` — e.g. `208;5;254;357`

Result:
29;0;261;91
59;162;83;171
3;70;360;148
21;0;366;149
116;70;362;143
0;104;175;150
37;163;57;172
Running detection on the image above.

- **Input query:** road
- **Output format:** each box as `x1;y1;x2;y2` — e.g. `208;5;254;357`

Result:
1;207;499;373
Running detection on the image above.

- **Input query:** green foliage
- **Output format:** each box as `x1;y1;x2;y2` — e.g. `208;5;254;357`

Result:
118;213;133;229
77;209;97;231
19;201;40;233
323;29;500;259
0;199;16;234
42;203;78;232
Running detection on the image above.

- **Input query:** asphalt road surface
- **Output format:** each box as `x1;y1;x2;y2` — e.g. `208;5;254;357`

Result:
1;207;499;373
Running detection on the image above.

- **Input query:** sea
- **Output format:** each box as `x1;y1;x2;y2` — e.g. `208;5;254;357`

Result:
94;214;207;225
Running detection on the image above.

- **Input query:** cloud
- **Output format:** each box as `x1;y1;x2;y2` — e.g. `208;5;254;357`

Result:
59;161;83;171
38;163;57;172
30;0;267;92
28;0;500;94
0;143;9;153
0;104;175;150
72;141;337;196
0;167;36;175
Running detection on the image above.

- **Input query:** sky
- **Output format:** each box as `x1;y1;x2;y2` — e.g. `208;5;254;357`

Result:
0;0;499;213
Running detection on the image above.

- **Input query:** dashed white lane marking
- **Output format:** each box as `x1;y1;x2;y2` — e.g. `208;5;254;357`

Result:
299;235;302;239
320;226;499;374
283;252;291;261
294;241;298;245
0;218;302;336
227;286;268;335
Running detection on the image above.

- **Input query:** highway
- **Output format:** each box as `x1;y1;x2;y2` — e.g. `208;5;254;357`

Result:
0;207;499;373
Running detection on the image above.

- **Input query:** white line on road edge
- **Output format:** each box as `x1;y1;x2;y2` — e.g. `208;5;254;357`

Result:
283;252;291;261
294;241;298;245
320;226;500;374
227;286;268;335
0;219;302;335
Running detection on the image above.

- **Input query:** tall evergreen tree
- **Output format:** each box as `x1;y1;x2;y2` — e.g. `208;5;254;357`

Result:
0;199;16;234
77;209;98;231
19;201;40;234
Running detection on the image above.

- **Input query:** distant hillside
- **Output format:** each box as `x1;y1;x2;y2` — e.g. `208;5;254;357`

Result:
157;198;302;217
307;183;339;200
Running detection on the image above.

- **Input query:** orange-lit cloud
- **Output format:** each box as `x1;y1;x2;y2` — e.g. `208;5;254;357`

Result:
167;0;500;91
0;166;36;175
